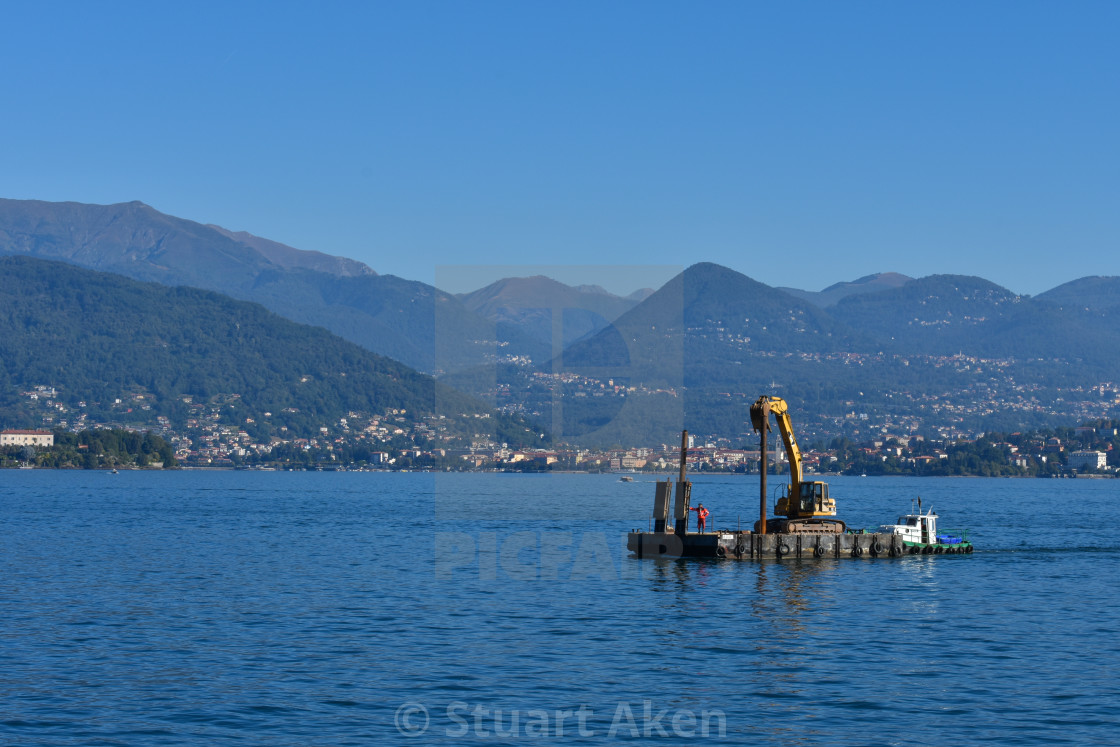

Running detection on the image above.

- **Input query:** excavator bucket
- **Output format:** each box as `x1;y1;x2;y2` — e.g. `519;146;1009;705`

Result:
749;397;771;434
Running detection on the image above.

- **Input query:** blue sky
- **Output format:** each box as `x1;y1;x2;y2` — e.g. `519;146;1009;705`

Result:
2;2;1116;296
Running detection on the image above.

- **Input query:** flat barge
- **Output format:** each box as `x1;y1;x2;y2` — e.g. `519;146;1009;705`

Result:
629;525;905;560
628;396;973;561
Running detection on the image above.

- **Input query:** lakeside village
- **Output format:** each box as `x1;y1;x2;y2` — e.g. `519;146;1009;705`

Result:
3;385;1119;476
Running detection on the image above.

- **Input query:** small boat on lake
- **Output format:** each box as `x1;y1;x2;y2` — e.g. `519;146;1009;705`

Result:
878;500;973;554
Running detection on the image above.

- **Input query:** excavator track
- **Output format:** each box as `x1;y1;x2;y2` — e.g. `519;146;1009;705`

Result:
757;517;847;534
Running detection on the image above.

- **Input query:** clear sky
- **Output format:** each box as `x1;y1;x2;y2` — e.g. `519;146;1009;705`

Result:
2;1;1117;296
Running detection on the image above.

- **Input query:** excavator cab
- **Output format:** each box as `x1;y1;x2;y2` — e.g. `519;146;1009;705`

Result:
775;481;835;518
797;481;834;515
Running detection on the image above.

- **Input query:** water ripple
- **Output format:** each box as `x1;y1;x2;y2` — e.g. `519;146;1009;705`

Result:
3;472;1119;744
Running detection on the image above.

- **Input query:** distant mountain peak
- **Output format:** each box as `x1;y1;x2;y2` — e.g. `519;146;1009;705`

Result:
626;287;656;302
819;271;912;294
1036;276;1120;310
572;283;611;296
206;224;376;278
457;275;643;350
781;271;915;307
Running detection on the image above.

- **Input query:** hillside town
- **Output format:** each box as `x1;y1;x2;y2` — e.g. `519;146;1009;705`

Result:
494;352;1120;442
4;382;1117;475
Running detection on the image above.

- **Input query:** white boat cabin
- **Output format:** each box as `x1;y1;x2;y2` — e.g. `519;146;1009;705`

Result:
880;509;939;545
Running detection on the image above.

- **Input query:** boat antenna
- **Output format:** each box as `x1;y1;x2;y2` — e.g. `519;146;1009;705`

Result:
917;496;922;514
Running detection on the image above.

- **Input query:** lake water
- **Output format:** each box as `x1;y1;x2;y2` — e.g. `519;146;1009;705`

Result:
3;471;1119;745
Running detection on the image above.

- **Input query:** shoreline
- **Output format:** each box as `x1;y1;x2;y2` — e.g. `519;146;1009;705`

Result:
3;465;1114;478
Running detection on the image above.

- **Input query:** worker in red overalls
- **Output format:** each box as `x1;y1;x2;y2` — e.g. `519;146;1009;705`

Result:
690;502;710;533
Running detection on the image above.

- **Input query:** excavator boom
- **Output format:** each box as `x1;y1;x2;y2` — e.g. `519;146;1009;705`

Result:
750;396;803;496
751;395;838;524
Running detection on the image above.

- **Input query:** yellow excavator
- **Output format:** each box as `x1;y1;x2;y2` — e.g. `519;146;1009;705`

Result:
750;396;846;534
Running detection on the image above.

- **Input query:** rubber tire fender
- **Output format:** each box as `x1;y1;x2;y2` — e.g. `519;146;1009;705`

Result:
813;544;827;558
852;545;863;558
777;541;792;557
871;540;885;556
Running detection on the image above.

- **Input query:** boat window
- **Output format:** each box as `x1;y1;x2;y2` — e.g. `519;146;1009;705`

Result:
907;517;918;526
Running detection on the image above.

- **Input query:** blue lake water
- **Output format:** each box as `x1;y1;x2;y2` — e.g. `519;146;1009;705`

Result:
3;471;1119;745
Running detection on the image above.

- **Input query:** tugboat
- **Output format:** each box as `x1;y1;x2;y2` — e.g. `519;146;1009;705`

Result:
878;499;973;555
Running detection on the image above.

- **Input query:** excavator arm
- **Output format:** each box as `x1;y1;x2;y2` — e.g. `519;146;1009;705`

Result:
768;398;804;494
751;395;836;520
750;396;803;496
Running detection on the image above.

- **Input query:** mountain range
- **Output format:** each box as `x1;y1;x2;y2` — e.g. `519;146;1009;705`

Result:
541;264;1120;444
4;198;1120;445
0;255;540;446
0;198;549;374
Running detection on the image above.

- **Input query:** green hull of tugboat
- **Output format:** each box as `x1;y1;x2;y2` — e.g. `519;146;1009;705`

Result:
899;538;974;555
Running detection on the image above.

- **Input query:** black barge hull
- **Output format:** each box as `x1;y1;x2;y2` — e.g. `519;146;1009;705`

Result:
627;530;907;560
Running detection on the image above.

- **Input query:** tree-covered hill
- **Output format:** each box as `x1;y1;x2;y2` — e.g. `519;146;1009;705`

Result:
0;256;541;445
561;262;866;382
827;274;1023;353
0;198;545;373
826;273;1120;370
779;271;914;308
1036;276;1120;312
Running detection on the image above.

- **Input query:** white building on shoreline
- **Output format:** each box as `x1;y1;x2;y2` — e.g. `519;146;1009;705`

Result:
1068;450;1108;471
1;429;55;447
